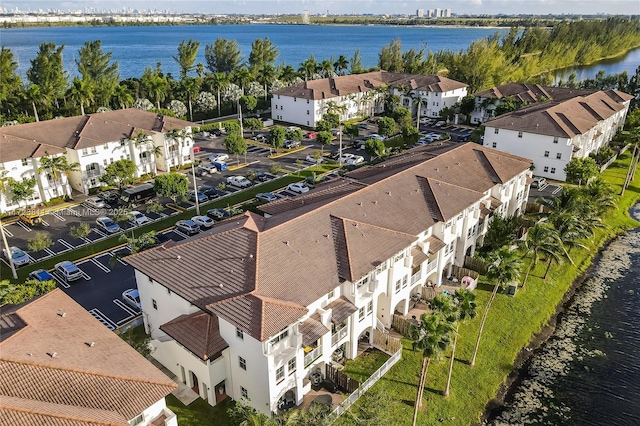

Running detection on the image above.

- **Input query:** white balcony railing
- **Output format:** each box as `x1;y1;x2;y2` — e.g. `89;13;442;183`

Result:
425;260;437;273
331;327;348;347
411;271;421;285
304;346;322;367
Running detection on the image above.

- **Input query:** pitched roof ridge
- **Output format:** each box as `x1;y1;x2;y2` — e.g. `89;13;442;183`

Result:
67;114;91;148
0;357;176;388
341;215;417;240
420;175;485;195
254;294;307;311
205;291;255;308
471;149;503;184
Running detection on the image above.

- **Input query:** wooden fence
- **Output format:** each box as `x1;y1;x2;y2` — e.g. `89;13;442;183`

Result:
391;314;414;337
452;264;480;280
325;364;360;394
373;329;403;355
462;256;488;275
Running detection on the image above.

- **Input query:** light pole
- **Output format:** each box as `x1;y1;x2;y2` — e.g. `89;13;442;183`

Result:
0;218;17;280
190;146;200;216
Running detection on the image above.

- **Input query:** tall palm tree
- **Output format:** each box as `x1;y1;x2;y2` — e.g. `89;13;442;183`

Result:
519;220;564;287
320;59;334;78
112;84;134;110
333;54;349;75
181;77;199;121
146;74;169;109
582;177;617;216
298;55;318;81
232;67;253;94
444;288;477;397
25;84;46;122
37;154;79;199
278;64;298;84
470;246;522;367
257;64;276;100
67;77;94;116
410;310;454;426
207;72;229;116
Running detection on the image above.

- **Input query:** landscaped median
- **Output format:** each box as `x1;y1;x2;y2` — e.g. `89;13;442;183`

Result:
331;151;640;426
1;165;338;282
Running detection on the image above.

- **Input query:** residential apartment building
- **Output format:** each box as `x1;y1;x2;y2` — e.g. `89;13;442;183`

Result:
271;71;467;128
482;89;632;181
0;109;193;213
0;289;178;425
125;142;532;416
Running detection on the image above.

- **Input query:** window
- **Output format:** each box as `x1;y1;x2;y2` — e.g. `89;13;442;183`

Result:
544;166;549;172
82;149;88;156
556;153;562;159
0;164;4;171
269;329;289;345
307;110;309;115
544;151;550;157
394;251;405;262
129;413;145;426
120;140;126;146
395;279;401;294
152;299;157;310
492;142;497;148
236;327;244;340
355;276;369;289
91;147;97;154
553;137;559;144
276;366;284;382
288;357;296;373
239;356;246;370
402;275;408;288
241;387;248;399
277;95;280;99
494;128;499;134
21;158;29;166
551;167;556;174
103;159;108;166
294;97;297;102
518;132;523;138
375;260;388;274
306;99;309;104
103;143;109;149
166;288;171;295
358;306;365;321
328;289;335;299
367;300;373;314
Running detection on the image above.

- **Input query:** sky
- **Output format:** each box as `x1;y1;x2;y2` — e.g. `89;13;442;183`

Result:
2;1;639;16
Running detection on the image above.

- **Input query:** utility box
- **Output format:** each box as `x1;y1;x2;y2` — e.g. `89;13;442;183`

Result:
506;283;518;297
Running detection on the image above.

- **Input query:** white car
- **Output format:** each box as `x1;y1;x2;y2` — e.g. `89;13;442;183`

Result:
55;260;83;282
434;121;446;127
286;126;301;132
208;153;229;163
306;154;324;164
226;176;253;188
127;210;151;226
122;289;141;310
191;215;214;229
419;117;431;124
84;197;105;209
95;216;121;234
367;134;385;141
338;153;355;163
288;183;310;194
346;155;365;165
3;246;30;267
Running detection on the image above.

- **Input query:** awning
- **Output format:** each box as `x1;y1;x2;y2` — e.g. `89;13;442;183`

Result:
299;315;329;347
412;246;429;268
326;297;358;324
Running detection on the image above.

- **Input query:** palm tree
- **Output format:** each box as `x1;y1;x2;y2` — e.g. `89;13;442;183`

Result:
232;67;253;94
410;310;454;426
112;84;134;109
181;77;199;121
299;55;318;81
582;177;617;216
257;64;276;100
37;154;80;199
0;170;9;208
406;91;427;131
333;55;349;75
470;246;522;366
146;74;169;109
207;72;229;116
278;64;298;84
320;59;334;78
67;77;94;116
25;84;45;122
519;220;564;287
444;288;477;397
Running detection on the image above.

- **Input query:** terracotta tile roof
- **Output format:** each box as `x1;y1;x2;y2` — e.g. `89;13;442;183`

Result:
0;396;128;425
126;143;531;342
0;303;28;342
425;235;446;255
0;290;176;424
485;90;631;138
0;109;193;162
412;246;429;268
272;70;466;101
299;316;329;347
160;311;229;361
473;83;601;103
326;297;358;324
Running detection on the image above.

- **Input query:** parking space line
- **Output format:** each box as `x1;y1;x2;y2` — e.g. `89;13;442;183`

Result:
1;226;13;237
552;185;562;195
104;251;127;266
92;228;108;238
173;229;189;239
51;211;66;221
41;219;50;226
81;271;91;281
52;273;70;289
15;221;32;232
114;299;140;319
89;309;117;330
66;208;81;216
57;239;75;250
45;248;56;256
90;258;111;273
26;254;37;263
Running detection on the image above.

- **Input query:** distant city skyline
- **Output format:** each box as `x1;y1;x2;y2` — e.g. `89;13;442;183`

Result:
1;1;637;16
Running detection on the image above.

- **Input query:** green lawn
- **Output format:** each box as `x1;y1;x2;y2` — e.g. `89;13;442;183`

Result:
334;150;640;425
166;394;235;426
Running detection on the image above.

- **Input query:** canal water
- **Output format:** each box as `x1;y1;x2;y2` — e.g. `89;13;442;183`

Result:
491;204;640;425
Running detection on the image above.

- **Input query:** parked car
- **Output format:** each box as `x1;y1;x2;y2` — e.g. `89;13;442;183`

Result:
419;117;431;124
256;192;279;202
284;140;301;149
55;260;83;282
286;126;301;132
191;215;214;229
226;176;253;188
175;219;201;235
331;129;342;136
3;246;30;267
305;132;318;139
199;162;218;174
122;289;141;310
306;154;324;164
199;185;223;200
288;183;310;194
434;121;446;127
356;122;369;129
251;134;267;142
531;177;547;188
188;190;208;203
95;216;121;234
367;134;384;141
84;197;105;209
338;153;355;163
29;269;54;282
211;128;222;137
97;191;119;204
127;210;151;226
208;153;229;163
207;208;231;220
346;155;365;165
256;172;272;182
192;146;202;153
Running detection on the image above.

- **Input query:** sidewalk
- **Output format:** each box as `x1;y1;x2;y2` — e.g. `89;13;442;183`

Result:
2;191;90;224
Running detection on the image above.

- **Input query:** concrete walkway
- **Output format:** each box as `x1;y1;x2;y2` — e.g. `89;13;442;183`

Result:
148;357;200;405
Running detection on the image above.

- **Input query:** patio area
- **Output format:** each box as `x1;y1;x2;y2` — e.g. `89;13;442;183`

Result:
300;388;345;410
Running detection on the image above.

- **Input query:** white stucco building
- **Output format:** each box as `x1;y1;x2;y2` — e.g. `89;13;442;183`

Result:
125;142;532;416
271;71;468;127
482;89;633;181
0;109;193;213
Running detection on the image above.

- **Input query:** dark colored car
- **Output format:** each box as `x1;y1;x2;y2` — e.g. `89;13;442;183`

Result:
97;191;119;204
207;208;231;220
199;185;223;200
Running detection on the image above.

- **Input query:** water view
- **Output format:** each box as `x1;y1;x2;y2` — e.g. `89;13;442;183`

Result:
492;204;640;426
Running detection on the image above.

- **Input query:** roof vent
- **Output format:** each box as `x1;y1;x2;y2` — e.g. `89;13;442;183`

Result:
324;234;329;238
357;202;363;206
27;353;32;356
386;191;391;196
284;241;290;245
219;283;224;288
85;342;95;347
176;255;181;260
58;312;66;318
435;168;439;171
48;352;58;358
373;200;378;204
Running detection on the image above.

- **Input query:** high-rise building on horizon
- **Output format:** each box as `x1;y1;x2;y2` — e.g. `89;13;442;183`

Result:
417;9;424;18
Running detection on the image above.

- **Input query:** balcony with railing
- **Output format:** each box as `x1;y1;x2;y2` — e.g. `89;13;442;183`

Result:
304;346;323;368
83;165;102;179
331;327;348;347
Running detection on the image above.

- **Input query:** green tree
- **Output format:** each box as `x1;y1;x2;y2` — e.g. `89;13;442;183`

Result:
333;54;349;76
285;128;303;141
350;49;364;74
364;138;386;160
0;47;22;113
377;116;396;137
378;38;404;73
224;132;248;164
495;97;525;116
459;95;476;123
204;38;242;75
0;279;56;305
206;72;230;116
76;40;120;109
410;310;454;425
173;39;200;79
519;220;565;287
315;119;332;132
243;117;263;134
27;232;54;253
444;288;477;397
99;159;137;190
27;42;67;115
153;172;188;205
470;246;522;366
343;123;359;139
37;154;80;199
564;157;599;186
239;95;257;112
66;77;94;116
119;327;152;358
7;177;37;209
478;214;519;256
69;222;91;240
316;131;333;154
248;37;279;76
269;127;285;149
392;106;413;130
119;231;159;254
141;66;169;109
111;84;134;110
145;200;164;214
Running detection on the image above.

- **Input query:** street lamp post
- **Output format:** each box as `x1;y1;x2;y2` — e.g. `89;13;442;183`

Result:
0;218;18;280
191;146;200;216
